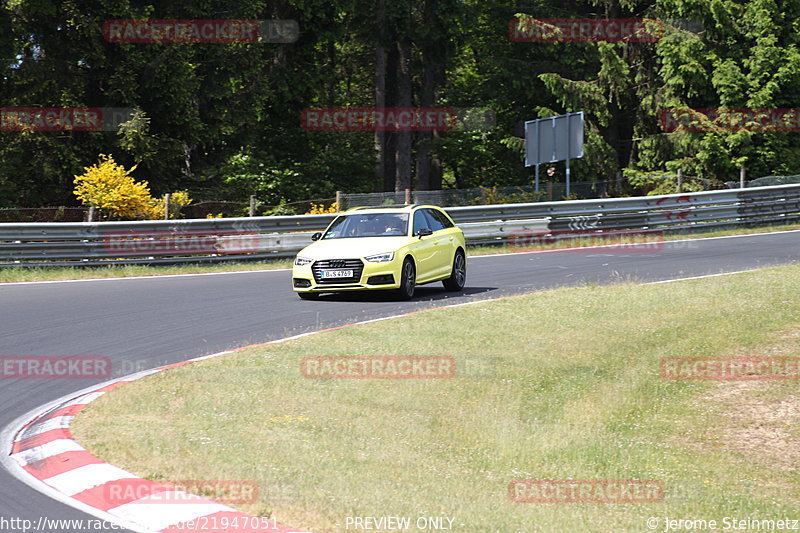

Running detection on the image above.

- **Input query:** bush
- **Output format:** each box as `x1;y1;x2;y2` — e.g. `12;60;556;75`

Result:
74;155;191;220
305;202;339;214
74;155;157;219
623;169;706;196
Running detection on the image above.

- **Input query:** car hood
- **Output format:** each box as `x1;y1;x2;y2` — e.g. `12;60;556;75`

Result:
297;236;413;260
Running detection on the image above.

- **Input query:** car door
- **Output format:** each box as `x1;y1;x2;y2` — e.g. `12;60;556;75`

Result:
423;208;457;277
409;209;440;282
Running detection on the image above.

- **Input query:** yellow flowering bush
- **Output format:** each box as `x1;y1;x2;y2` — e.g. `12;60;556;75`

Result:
74;155;156;219
306;201;339;214
74;155;192;220
153;190;193;219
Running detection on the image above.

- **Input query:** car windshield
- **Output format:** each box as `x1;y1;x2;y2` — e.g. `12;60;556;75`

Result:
322;212;409;239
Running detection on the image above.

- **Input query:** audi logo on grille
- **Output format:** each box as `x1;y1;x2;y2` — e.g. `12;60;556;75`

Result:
328;260;347;268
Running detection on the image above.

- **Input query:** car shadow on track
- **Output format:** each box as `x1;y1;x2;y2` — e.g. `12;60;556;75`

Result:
310;286;497;303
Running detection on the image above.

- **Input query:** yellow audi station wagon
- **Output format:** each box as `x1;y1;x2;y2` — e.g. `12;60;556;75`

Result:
292;205;466;300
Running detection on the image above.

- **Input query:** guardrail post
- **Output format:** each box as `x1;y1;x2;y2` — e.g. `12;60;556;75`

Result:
740;166;746;188
249;195;257;217
677;169;683;193
163;193;171;220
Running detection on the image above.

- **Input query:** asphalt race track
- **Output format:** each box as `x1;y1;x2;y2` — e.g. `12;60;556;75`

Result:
2;230;800;532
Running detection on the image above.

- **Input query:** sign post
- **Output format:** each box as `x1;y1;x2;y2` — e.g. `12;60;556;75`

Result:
525;112;584;195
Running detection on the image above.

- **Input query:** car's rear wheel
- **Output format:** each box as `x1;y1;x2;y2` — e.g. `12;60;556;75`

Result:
395;258;416;300
297;292;319;300
442;249;466;291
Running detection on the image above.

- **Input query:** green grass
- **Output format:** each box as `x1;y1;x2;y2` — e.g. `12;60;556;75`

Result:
73;264;800;533
2;221;799;283
0;259;293;283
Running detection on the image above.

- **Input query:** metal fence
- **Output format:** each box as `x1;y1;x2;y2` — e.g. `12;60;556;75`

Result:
337;180;619;210
1;183;799;267
0;198;338;223
0;207;90;223
725;174;800;189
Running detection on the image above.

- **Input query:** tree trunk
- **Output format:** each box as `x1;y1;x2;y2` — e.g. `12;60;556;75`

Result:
374;0;387;192
383;40;398;192
414;0;448;191
415;55;436;191
430;130;443;190
394;35;412;192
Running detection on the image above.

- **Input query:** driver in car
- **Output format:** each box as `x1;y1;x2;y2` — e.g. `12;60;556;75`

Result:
383;216;404;235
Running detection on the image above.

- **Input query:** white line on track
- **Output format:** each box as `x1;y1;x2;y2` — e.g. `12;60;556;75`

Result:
0;379;154;533
645;268;761;284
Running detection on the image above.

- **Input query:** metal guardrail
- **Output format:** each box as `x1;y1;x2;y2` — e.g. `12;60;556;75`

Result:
2;183;800;267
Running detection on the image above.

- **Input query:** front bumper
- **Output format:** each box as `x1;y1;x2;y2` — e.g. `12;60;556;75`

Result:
292;257;402;293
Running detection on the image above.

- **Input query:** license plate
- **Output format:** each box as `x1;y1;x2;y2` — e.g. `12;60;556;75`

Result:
322;269;354;279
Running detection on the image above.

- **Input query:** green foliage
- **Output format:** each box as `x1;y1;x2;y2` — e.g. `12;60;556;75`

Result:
623;168;706;196
473;185;547;204
117;109;157;165
4;0;800;209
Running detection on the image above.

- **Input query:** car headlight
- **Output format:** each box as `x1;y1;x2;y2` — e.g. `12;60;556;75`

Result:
294;256;313;266
365;252;394;263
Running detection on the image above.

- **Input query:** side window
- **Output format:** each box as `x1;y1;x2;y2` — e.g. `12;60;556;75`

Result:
423;209;447;232
412;210;429;235
428;208;454;229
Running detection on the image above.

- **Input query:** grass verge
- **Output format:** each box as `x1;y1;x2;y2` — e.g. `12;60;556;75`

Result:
73;264;800;533
2;222;799;283
0;259;293;283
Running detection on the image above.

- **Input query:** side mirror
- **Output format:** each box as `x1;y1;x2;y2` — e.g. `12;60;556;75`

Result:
417;228;433;238
311;232;322;241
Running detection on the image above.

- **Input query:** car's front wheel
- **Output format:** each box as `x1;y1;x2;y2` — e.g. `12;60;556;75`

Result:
395;257;416;300
442;249;466;291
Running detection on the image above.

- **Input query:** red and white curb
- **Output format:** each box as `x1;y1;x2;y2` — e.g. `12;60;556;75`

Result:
0;303;490;533
1;360;311;533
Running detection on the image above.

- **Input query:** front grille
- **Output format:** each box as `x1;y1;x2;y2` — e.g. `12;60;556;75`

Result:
312;259;364;284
